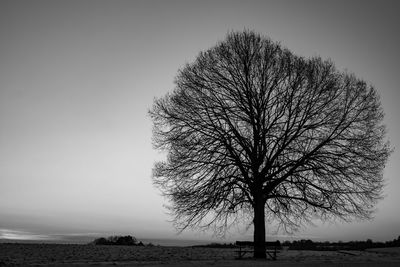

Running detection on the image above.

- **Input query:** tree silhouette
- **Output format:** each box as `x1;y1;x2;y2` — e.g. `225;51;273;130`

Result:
149;31;391;258
92;235;137;246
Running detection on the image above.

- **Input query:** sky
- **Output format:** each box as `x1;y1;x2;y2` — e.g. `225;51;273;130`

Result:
0;0;399;243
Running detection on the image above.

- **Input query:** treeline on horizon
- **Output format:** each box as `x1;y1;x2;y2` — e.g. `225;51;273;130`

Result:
195;236;400;251
91;235;400;250
91;235;148;246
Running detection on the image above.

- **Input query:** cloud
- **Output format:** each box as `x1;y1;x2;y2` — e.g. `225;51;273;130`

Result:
0;229;57;241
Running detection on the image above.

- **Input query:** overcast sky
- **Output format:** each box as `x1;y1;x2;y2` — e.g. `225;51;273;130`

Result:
1;0;399;243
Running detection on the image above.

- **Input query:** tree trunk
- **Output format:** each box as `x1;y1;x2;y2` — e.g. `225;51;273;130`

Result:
253;196;266;259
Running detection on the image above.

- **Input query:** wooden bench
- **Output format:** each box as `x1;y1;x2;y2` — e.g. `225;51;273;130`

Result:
235;241;280;260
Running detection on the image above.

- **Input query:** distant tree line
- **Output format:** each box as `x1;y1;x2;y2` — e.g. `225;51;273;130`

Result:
194;236;400;251
192;242;237;248
282;236;400;251
92;235;145;246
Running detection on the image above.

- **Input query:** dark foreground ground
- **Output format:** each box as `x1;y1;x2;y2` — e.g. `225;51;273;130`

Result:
1;243;400;266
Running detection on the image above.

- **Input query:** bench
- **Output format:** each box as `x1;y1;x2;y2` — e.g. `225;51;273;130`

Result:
235;241;280;260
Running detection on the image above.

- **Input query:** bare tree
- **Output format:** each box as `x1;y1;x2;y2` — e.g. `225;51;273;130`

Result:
149;31;391;258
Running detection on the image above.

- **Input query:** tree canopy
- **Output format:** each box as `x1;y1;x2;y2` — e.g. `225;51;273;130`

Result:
149;31;391;258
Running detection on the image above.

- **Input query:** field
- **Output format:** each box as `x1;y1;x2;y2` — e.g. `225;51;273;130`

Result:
1;243;400;266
